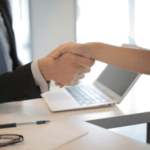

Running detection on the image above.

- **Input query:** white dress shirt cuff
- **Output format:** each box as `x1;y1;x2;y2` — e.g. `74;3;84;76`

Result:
31;60;50;93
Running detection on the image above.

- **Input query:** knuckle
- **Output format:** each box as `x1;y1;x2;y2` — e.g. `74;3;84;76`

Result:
85;67;91;73
73;74;77;80
70;80;75;86
89;59;95;67
73;73;85;80
69;79;79;86
91;59;95;66
73;67;78;74
70;76;74;81
76;80;79;85
74;80;79;86
80;73;85;79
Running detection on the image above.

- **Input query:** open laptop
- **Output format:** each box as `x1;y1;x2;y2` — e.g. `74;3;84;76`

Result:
41;44;144;112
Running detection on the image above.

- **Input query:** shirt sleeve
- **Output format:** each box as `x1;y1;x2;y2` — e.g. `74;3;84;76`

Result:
31;60;51;93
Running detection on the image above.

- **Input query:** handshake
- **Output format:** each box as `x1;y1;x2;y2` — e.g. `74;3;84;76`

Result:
38;42;95;88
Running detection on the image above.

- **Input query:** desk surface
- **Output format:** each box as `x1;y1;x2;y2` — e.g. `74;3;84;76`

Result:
1;74;150;149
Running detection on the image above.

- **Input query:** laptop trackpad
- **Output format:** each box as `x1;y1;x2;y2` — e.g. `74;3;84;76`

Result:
41;91;80;112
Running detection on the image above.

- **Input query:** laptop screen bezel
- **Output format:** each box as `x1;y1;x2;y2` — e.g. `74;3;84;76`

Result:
93;73;141;103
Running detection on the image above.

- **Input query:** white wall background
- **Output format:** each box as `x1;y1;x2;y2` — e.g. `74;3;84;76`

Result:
29;0;76;61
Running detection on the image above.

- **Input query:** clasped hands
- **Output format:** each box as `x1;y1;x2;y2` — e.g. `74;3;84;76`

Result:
38;42;95;88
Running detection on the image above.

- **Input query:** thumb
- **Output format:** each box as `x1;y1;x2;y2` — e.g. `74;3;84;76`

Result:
51;49;61;59
52;42;75;59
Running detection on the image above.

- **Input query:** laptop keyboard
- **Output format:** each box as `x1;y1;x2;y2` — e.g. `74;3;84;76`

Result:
65;85;110;106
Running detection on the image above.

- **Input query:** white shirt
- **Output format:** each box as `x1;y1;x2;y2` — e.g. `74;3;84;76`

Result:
31;60;50;93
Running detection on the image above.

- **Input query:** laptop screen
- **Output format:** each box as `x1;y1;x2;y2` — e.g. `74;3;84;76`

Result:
96;65;139;96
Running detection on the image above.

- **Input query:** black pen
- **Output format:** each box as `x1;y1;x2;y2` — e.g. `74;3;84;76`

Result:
0;120;50;129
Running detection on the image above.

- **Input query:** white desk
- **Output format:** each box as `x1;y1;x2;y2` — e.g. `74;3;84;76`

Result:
1;74;150;149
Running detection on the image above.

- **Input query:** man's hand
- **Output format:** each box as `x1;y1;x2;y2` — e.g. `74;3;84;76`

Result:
38;42;95;87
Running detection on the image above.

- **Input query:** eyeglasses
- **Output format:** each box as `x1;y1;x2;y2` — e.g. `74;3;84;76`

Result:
0;134;24;147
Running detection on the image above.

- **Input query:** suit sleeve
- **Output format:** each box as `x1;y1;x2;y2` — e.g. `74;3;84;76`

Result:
0;62;42;103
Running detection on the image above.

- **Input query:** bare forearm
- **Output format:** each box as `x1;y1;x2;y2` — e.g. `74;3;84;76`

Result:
51;42;150;75
80;42;150;74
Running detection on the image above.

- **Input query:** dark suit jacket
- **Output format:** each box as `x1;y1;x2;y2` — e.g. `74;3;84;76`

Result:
0;0;42;103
